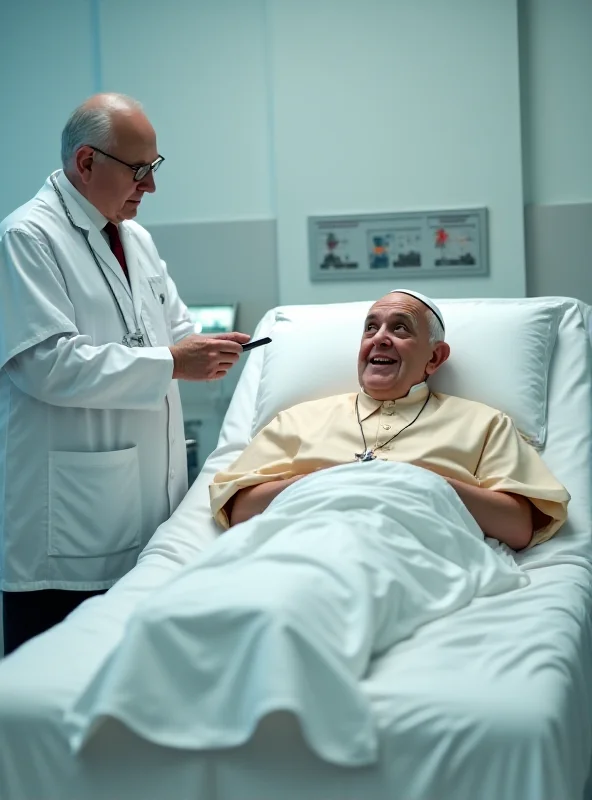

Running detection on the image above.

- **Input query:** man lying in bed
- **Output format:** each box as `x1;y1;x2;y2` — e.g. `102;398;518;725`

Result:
210;290;569;551
65;291;571;765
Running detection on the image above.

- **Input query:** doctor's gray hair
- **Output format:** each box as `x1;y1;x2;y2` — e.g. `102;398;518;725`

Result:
427;310;445;344
61;94;143;171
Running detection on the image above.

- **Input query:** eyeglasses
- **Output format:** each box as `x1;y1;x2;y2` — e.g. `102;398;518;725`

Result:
90;146;165;182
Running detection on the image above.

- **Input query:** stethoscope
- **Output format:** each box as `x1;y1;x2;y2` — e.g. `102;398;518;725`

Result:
50;173;146;348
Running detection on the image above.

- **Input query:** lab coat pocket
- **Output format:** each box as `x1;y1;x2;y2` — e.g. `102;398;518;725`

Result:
147;275;167;306
143;275;171;345
48;446;141;558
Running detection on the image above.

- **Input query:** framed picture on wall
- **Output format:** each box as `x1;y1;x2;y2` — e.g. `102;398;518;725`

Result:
308;208;488;282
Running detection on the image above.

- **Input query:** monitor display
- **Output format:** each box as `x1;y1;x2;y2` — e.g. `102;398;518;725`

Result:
186;304;237;334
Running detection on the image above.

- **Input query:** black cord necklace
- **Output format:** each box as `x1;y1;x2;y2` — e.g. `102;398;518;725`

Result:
354;391;432;462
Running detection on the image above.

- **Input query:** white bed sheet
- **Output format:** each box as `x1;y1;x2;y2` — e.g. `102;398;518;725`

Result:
64;462;531;766
0;561;591;800
1;297;592;800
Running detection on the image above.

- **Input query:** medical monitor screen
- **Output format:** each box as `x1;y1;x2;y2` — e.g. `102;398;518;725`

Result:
186;304;237;334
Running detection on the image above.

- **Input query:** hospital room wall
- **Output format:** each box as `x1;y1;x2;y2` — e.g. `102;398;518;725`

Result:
268;0;527;304
0;1;537;304
0;0;96;219
94;0;280;445
1;1;533;302
1;0;591;455
2;1;591;309
519;0;592;304
0;0;279;461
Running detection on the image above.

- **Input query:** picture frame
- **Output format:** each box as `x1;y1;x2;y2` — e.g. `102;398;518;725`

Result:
308;207;488;282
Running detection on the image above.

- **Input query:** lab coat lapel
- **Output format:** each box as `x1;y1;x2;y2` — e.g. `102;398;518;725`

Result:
46;175;132;299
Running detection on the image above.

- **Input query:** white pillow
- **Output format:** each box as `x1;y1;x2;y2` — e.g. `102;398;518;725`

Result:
252;298;562;449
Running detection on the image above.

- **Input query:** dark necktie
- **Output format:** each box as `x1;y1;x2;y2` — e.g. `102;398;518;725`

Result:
104;221;129;283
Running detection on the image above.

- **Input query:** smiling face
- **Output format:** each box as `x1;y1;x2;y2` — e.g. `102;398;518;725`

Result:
357;293;449;400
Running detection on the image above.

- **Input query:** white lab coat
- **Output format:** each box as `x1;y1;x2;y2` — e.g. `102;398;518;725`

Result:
0;171;195;591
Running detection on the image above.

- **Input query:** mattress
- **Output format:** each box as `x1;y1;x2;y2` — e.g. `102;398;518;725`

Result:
1;297;591;800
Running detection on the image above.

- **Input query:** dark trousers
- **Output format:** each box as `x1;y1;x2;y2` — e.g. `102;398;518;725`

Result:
2;589;106;657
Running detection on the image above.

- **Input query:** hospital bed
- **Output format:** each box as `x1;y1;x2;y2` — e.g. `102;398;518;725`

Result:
1;296;591;800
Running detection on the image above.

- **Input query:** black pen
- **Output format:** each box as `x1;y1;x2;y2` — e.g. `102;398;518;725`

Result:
242;336;272;352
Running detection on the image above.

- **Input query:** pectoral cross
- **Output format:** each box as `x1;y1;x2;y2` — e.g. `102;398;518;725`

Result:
355;449;376;463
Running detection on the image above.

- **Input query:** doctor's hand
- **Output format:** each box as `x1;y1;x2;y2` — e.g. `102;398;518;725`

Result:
170;332;249;382
209;332;251;346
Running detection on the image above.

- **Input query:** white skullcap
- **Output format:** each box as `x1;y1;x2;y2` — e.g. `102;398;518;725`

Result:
389;289;445;333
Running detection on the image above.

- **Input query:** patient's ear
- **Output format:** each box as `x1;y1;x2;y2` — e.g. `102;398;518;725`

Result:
425;341;450;376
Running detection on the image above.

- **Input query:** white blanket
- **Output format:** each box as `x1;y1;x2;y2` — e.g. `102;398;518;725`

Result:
65;461;529;766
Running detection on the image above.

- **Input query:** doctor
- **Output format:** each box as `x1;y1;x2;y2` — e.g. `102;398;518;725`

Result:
0;93;249;655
